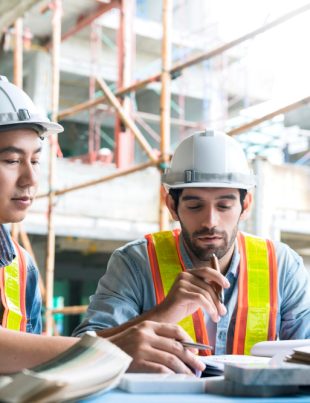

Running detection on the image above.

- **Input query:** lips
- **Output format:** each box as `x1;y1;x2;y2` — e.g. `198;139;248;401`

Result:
11;196;33;209
12;196;32;202
193;229;225;245
197;236;221;241
198;235;221;238
195;235;223;247
196;234;222;239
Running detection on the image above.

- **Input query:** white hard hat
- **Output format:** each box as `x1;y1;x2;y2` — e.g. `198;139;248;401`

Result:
162;130;256;190
0;76;63;137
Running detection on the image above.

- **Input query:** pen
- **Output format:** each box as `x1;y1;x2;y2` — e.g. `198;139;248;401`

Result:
210;253;225;304
181;341;214;351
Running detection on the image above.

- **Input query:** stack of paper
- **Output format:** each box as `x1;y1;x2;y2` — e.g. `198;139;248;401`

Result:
224;361;310;386
119;374;207;394
0;333;132;403
286;346;310;365
201;361;310;397
250;339;310;357
200;340;310;397
200;354;270;376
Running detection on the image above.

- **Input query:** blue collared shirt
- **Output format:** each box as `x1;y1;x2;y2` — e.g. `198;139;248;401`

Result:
73;233;310;353
0;225;42;334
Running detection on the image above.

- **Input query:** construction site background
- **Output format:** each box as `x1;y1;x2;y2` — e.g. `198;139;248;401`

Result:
0;0;309;335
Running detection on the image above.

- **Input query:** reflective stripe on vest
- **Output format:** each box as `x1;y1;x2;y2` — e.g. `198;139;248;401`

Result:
233;232;278;355
0;240;27;331
146;230;278;356
145;229;210;356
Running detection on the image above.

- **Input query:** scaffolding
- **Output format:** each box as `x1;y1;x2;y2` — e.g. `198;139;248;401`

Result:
6;0;310;334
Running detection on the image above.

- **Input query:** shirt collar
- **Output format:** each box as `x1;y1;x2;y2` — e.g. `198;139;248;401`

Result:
178;233;240;277
0;224;15;267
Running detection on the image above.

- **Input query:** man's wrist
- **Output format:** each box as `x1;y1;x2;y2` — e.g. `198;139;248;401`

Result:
145;303;176;323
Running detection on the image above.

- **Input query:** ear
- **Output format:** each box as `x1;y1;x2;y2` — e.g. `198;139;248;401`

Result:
165;193;179;221
240;191;253;221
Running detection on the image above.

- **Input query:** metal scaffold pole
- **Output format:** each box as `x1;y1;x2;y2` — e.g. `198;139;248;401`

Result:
57;4;310;122
45;0;62;335
11;17;24;241
11;15;49;311
88;22;101;163
115;0;135;168
227;95;310;136
96;76;157;163
13;18;23;88
7;1;309;321
159;0;173;230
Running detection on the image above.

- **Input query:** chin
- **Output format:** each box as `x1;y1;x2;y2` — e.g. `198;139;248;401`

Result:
10;214;27;223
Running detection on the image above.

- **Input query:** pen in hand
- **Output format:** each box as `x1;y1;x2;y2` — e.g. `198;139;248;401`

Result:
181;341;213;351
210;253;225;304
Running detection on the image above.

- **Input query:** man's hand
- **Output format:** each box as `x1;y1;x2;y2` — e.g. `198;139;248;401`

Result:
152;267;230;323
108;321;205;374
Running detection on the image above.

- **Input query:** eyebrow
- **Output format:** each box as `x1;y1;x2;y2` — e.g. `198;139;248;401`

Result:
181;194;238;201
0;146;42;155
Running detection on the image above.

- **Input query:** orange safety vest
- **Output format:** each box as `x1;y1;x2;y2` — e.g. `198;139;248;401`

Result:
0;239;27;331
145;229;278;355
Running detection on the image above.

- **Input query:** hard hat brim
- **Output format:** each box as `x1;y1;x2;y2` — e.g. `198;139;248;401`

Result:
0;120;64;137
164;182;255;190
39;121;64;136
162;169;256;190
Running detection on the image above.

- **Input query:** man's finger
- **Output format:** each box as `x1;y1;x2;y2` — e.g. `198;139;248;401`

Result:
128;360;174;374
148;331;205;373
190;268;230;288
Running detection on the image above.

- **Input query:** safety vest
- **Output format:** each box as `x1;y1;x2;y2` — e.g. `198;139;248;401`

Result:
0;239;27;331
145;230;278;355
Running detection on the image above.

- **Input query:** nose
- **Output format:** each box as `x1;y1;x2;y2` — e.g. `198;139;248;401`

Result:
201;206;219;229
18;162;38;188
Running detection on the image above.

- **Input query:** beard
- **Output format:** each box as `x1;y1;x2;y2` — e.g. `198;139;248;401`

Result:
181;223;238;262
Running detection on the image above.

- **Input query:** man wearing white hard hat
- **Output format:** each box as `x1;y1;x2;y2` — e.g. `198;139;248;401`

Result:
74;129;310;360
0;75;79;372
0;77;204;375
0;75;63;336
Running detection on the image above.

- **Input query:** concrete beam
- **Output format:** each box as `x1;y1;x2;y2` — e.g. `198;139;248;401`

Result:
0;0;41;31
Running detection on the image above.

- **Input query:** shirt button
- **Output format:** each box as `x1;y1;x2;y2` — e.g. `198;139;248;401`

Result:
218;330;226;340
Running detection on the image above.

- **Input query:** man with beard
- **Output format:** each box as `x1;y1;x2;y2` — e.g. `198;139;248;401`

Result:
74;130;310;358
0;77;204;376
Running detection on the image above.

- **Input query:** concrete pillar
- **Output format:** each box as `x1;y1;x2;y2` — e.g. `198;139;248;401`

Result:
24;50;52;117
24;51;53;163
252;157;273;238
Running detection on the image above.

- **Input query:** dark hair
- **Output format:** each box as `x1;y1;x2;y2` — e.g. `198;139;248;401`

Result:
169;188;247;213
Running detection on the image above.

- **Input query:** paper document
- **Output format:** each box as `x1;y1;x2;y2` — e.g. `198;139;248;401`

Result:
286;345;310;365
119;373;206;394
224;361;310;386
250;339;310;357
200;354;270;376
0;333;132;403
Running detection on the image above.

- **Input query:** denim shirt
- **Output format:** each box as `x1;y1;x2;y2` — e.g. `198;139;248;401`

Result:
0;225;42;334
73;233;310;353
